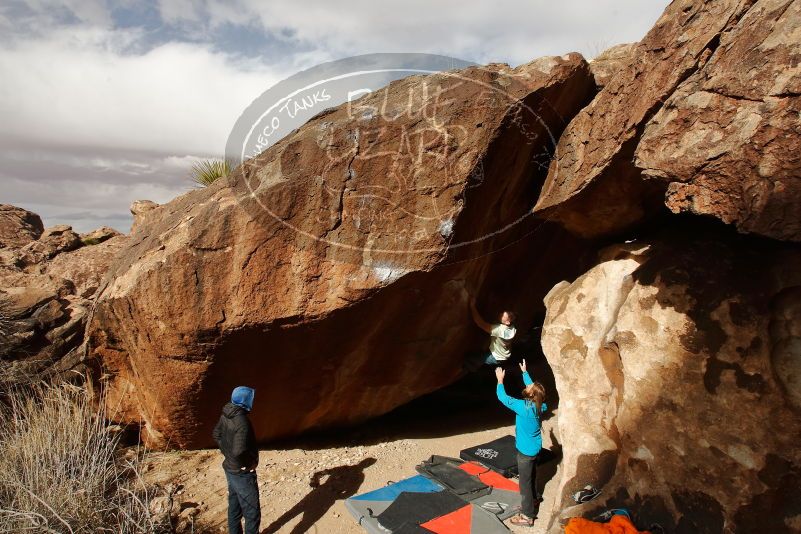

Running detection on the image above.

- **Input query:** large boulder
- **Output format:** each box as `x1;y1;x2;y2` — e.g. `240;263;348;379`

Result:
534;0;801;242
87;55;597;448
538;228;801;532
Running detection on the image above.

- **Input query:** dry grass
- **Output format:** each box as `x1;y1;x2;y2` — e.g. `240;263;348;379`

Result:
0;383;166;533
0;293;15;353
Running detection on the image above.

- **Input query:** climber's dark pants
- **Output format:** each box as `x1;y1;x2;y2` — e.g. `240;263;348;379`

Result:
517;451;540;518
225;470;261;534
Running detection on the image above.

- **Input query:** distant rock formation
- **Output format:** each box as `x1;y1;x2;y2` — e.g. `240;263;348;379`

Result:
0;204;44;249
86;55;597;448
535;0;801;242
80;226;121;245
0;205;126;383
539;230;801;532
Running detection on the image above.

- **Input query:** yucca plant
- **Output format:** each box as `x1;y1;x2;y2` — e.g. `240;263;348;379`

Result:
189;159;232;187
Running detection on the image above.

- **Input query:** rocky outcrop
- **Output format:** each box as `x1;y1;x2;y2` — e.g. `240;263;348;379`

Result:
44;236;128;298
87;55;597;448
81;226;121;245
14;225;82;268
538;229;801;532
534;0;801;242
130;200;159;233
588;43;635;89
636;0;801;242
0;214;126;383
0;204;43;249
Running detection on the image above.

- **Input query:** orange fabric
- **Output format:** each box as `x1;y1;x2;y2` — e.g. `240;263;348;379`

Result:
420;504;472;533
565;515;650;534
458;462;520;491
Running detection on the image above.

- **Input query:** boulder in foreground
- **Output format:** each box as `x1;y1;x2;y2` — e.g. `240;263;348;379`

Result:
539;227;801;532
87;55;597;448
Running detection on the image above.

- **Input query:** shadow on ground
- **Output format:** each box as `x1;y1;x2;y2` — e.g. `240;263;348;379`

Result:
261;458;377;534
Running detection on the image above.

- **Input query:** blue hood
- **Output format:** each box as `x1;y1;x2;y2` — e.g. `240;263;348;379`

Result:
231;386;255;411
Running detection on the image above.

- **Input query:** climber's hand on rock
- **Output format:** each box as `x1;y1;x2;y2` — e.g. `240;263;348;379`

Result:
495;367;505;383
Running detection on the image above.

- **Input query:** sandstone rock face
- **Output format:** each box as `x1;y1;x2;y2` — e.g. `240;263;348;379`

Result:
538;230;801;532
535;0;801;242
87;55;597;448
636;0;801;242
0;204;43;249
588;43;635;89
0;215;127;383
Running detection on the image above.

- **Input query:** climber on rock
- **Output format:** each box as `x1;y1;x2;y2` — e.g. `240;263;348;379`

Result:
496;360;547;527
464;295;517;371
213;386;261;534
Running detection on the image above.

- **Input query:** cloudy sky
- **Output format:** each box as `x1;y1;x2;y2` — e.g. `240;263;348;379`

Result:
0;0;670;233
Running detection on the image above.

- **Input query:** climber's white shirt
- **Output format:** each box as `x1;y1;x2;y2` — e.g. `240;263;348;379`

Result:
489;323;516;361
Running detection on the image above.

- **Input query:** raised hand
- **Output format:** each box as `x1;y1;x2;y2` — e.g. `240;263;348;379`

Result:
495;367;506;383
518;359;527;373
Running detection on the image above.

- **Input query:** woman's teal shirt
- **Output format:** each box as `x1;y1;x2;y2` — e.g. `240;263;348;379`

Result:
496;371;547;456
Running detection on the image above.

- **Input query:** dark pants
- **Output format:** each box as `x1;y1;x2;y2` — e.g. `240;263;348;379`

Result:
225;470;261;534
517;451;540;518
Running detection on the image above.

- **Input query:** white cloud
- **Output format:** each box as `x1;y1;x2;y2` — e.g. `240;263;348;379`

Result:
155;0;669;63
0;26;289;155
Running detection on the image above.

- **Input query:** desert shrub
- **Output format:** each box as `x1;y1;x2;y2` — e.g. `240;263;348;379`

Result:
189;159;231;187
0;383;165;533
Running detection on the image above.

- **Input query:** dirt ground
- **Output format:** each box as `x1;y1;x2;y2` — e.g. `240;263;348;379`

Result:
142;366;562;534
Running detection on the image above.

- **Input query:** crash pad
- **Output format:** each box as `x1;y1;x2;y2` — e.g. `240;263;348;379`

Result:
459;435;518;477
420;503;510;534
345;475;445;534
458;462;521;520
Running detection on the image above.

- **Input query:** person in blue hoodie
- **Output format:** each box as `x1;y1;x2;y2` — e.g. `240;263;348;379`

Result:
213;386;260;534
495;360;547;527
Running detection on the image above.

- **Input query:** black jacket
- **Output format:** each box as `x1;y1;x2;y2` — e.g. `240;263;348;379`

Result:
212;402;258;473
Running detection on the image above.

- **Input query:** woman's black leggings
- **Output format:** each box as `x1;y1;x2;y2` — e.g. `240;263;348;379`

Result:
517;451;540;518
